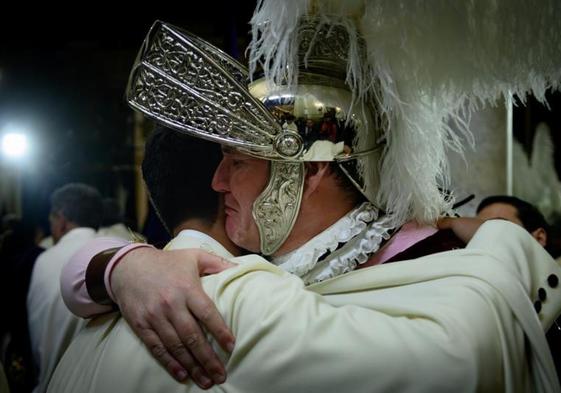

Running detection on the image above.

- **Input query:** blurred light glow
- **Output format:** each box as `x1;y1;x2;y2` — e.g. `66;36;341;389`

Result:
2;133;29;158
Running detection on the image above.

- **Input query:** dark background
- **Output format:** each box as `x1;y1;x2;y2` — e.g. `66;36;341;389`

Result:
0;3;257;235
0;3;559;235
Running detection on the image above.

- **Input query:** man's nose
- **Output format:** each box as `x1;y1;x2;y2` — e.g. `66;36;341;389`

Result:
212;158;229;192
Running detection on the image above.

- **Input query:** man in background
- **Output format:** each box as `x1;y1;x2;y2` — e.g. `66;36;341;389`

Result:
477;195;549;249
475;195;561;379
27;183;103;393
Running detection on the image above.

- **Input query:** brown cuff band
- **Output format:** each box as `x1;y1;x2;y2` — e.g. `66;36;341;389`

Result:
86;247;121;305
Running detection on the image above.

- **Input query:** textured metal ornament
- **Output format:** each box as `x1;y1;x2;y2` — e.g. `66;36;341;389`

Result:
253;161;305;255
296;18;364;78
127;20;383;163
274;132;303;158
127;21;282;153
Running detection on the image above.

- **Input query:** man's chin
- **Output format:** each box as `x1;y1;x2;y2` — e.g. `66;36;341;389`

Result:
225;218;243;248
225;219;260;253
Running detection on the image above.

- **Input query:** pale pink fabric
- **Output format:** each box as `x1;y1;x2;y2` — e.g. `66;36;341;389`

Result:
60;238;153;318
366;221;438;266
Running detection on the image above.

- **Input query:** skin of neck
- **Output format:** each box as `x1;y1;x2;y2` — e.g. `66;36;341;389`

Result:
172;213;242;257
272;164;358;257
53;219;79;244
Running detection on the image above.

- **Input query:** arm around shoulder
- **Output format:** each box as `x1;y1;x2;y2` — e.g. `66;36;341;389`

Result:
60;237;153;318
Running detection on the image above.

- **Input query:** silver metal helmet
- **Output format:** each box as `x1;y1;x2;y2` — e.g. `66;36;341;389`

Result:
126;20;384;255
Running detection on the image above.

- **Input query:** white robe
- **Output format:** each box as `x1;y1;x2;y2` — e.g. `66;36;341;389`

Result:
48;221;561;392
28;228;96;393
97;223;143;242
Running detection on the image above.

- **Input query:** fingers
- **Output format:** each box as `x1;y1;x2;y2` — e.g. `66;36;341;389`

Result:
437;216;485;243
197;251;236;275
168;306;226;385
185;280;235;354
135;325;190;383
136;322;215;389
192;251;237;353
113;248;235;388
436;217;454;230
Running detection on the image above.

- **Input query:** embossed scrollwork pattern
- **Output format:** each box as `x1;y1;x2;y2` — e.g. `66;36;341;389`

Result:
130;67;269;143
296;18;364;75
253;161;305;255
127;22;281;150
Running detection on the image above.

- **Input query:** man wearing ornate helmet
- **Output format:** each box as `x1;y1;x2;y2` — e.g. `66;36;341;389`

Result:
54;1;561;391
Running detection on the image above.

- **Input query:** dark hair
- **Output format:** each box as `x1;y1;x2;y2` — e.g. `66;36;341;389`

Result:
50;183;103;230
142;126;222;234
330;162;367;206
477;195;549;233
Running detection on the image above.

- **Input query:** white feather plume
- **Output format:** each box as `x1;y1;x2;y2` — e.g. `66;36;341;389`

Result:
249;0;561;224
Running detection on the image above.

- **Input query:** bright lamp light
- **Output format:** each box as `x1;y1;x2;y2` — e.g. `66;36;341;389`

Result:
2;133;29;158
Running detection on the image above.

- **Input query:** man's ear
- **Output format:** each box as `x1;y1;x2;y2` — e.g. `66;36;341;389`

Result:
303;162;331;200
531;227;548;247
59;213;71;233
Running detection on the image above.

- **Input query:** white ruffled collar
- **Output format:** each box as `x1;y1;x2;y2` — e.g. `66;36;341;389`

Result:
272;202;395;285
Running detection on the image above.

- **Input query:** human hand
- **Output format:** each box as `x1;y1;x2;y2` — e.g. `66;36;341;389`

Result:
437;216;486;244
110;247;236;389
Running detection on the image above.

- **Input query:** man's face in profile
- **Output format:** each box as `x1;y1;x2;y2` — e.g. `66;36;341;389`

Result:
477;202;547;247
211;148;270;252
477;203;524;227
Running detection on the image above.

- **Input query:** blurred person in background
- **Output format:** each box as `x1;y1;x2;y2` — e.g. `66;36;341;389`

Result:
27;183;103;393
0;215;44;393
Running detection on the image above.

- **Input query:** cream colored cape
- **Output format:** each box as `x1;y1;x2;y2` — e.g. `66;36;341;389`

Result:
48;221;561;392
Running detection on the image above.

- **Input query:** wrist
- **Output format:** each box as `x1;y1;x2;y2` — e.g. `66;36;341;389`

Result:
110;244;156;302
85;247;122;306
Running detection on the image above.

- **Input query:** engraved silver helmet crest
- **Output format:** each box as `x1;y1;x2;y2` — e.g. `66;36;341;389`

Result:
126;20;384;255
